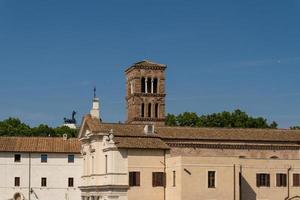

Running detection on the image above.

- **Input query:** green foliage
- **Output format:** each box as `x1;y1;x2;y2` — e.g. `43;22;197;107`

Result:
166;110;278;129
290;126;300;130
0;117;78;137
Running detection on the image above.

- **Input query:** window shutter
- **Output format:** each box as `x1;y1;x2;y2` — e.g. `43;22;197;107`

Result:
293;174;300;186
152;172;156;187
283;174;287;187
276;174;280;187
129;172;132;186
136;172;140;186
267;174;270;187
256;174;260;187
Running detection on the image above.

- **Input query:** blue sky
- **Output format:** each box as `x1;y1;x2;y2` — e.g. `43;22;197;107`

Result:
0;0;300;128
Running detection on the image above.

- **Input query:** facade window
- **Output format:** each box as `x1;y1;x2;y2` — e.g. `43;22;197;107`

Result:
141;103;145;117
68;155;75;163
147;78;151;93
129;172;140;187
153;78;158;93
173;171;176;187
256;173;270;187
141;77;145;93
293;174;300;187
14;177;20;187
41;177;47;187
68;177;74;187
92;156;95;174
152;172;165;187
105;155;108;174
276;173;287;187
208;171;216;188
155;103;159;118
41;154;48;163
148;103;152;118
14;154;21;162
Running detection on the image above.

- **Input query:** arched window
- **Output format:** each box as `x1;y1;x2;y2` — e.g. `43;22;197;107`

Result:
153;78;158;93
141;77;145;93
155;103;159;118
147;78;151;94
141;103;145;117
148;103;152;118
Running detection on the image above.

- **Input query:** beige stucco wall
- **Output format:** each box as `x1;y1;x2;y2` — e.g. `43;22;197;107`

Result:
239;158;300;200
165;155;300;200
127;149;165;200
170;144;300;160
166;156;239;200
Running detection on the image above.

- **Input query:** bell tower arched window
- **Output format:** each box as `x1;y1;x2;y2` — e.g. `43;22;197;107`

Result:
141;77;145;93
148;103;152;118
141;103;145;117
153;78;158;93
155;103;159;118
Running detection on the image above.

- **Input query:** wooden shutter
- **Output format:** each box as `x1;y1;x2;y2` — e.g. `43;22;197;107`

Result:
276;174;280;187
256;174;260;187
266;174;270;187
136;172;140;186
283;174;287;187
293;174;300;186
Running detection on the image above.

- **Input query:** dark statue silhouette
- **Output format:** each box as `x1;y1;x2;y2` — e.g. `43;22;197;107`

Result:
64;111;77;124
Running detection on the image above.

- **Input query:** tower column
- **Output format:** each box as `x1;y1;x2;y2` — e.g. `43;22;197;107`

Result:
145;78;148;93
151;78;154;93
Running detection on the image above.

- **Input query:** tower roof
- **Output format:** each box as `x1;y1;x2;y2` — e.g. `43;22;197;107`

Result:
125;60;167;73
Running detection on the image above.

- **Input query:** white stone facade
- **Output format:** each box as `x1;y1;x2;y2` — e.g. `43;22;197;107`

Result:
0;152;82;200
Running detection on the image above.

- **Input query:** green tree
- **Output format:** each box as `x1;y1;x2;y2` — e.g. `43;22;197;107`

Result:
0;118;31;136
166;110;277;129
0;118;78;137
290;126;300;130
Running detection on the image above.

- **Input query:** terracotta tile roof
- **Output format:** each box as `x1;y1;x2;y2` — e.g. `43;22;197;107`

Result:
114;136;169;150
125;60;167;73
156;126;300;142
0;137;80;153
82;116;300;149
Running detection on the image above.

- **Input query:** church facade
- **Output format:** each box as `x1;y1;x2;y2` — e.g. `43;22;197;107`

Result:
79;60;300;200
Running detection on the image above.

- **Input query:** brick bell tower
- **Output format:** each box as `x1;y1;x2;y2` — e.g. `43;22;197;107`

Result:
125;60;166;126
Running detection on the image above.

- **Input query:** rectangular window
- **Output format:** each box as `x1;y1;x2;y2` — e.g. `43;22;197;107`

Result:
293;174;300;187
256;173;270;187
173;171;176;187
129;172;140;187
208;171;216;188
14;177;20;187
41;177;47;187
41;154;48;163
68;155;75;163
68;177;74;187
152;172;166;187
14;154;21;162
105;155;108;174
276;173;287;187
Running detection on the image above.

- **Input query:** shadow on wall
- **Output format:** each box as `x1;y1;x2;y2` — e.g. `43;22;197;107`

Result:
288;196;300;200
240;175;256;200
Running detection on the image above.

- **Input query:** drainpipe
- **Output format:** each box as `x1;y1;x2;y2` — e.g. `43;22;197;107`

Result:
233;164;236;200
28;152;31;200
239;165;242;200
164;150;166;200
285;166;292;200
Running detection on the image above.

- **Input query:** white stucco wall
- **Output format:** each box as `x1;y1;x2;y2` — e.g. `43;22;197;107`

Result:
0;152;82;200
